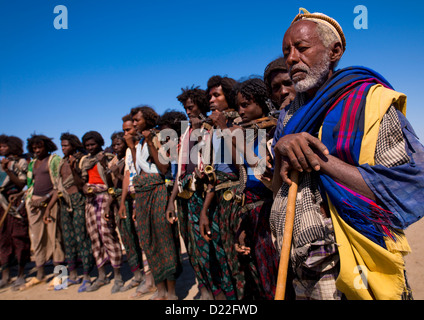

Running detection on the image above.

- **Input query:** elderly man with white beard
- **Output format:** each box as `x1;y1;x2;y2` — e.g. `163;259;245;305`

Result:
271;8;424;300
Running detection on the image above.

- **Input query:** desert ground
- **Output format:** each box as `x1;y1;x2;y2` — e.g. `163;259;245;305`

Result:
0;218;423;300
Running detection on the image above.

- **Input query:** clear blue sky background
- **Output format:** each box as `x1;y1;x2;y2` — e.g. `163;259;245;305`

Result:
1;0;423;156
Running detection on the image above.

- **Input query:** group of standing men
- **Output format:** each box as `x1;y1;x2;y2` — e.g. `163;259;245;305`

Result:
1;9;423;300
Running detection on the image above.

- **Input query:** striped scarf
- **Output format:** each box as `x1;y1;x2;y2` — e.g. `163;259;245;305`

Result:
281;66;401;248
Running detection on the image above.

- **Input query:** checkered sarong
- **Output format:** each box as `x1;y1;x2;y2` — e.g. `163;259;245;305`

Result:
85;184;122;268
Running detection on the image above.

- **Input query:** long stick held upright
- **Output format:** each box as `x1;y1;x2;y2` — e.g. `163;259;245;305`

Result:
274;170;299;300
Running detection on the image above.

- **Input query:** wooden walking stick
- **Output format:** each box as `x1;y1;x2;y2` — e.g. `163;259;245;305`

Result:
0;191;25;228
274;170;299;300
0;201;13;229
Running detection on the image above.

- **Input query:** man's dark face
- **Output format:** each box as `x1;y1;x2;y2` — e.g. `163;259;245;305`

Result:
209;86;228;112
132;111;146;133
112;138;126;157
0;143;9;157
237;93;264;123
84;138;101;155
270;71;296;109
184;98;201;120
122;120;136;137
61;140;74;157
282;20;331;95
32;142;48;159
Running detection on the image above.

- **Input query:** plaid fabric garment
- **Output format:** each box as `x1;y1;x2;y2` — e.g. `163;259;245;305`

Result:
85;185;122;268
270;96;409;299
375;106;410;167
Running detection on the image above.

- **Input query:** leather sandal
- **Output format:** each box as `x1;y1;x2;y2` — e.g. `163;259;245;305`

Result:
85;278;110;292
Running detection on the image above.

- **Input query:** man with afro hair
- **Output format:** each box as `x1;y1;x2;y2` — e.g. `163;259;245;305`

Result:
0;135;31;290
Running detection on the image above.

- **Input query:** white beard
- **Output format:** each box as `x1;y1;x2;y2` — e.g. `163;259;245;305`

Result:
291;54;331;93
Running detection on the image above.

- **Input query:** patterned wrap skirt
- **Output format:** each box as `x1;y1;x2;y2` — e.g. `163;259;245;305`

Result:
237;188;279;300
177;173;235;299
85;184;122;268
213;171;246;300
133;173;182;284
60;191;94;274
114;189;143;273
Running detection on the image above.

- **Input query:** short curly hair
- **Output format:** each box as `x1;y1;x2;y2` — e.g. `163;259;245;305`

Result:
27;134;57;154
206;75;237;110
130;105;159;130
234;78;270;115
158;109;188;137
82;131;104;147
121;114;132;123
177;86;210;115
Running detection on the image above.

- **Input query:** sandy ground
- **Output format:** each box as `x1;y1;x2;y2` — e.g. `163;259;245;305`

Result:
0;218;423;301
0;237;199;300
403;217;424;299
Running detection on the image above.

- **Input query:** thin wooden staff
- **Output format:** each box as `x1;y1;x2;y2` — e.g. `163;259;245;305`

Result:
274;170;299;300
0;201;13;229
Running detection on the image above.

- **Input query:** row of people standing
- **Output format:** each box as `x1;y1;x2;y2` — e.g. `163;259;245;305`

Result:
163;70;295;300
2;8;424;301
0;58;293;299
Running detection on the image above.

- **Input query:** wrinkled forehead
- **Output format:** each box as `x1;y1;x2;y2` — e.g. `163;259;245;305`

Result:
283;20;320;47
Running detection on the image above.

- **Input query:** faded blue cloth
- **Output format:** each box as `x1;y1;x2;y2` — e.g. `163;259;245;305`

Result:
245;141;265;190
271;104;292;158
212;131;237;174
358;110;424;229
273;66;424;247
0;170;7;188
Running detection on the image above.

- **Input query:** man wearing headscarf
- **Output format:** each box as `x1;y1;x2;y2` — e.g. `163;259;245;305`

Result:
271;8;424;300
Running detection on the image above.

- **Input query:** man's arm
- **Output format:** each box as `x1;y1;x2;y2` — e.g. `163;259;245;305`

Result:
125;133;138;171
69;155;87;190
118;170;130;219
274;132;376;201
1;159;26;190
166;181;180;224
143;131;169;175
199;184;215;242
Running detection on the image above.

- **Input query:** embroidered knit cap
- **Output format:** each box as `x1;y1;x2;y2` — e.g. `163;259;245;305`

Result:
291;8;346;52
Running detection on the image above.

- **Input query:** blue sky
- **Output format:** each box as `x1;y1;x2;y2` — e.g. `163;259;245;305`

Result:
1;0;423;156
